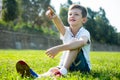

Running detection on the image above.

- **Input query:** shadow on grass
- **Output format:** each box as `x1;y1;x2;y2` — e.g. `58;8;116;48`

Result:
88;70;120;80
67;69;120;80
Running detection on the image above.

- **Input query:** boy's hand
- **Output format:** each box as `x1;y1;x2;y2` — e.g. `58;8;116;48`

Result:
46;7;65;35
45;46;60;58
46;7;56;19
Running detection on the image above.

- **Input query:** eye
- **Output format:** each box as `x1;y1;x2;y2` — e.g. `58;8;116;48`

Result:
75;14;79;16
69;13;72;16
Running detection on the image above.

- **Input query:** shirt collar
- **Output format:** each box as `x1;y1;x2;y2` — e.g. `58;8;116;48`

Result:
69;27;83;38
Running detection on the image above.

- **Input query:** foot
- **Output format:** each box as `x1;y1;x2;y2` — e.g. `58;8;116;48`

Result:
37;68;62;78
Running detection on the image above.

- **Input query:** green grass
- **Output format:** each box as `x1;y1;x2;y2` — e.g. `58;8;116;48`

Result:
0;50;120;80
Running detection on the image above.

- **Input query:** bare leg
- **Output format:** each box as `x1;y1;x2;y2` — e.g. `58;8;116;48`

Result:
63;49;80;69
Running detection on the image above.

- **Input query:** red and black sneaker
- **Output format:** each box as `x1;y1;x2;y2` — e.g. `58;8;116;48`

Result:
16;60;31;78
16;60;38;78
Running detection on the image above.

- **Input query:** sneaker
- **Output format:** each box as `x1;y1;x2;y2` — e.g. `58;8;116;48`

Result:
54;71;62;77
16;60;38;78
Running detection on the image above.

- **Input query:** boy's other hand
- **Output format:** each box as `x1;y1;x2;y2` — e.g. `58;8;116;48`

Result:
45;46;60;58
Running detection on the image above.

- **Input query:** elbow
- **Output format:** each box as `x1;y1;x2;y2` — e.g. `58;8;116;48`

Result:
78;40;87;48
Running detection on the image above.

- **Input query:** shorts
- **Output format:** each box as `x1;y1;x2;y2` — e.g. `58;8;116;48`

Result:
69;50;90;73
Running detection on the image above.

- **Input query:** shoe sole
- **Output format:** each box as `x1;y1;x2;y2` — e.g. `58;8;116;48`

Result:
16;60;31;77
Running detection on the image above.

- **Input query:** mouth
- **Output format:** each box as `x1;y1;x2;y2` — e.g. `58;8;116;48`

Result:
70;19;76;22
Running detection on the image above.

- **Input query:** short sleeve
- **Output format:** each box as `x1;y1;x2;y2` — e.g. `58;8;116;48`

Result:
78;28;91;44
60;27;69;40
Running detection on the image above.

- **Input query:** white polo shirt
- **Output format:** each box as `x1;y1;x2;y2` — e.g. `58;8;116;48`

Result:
59;26;91;69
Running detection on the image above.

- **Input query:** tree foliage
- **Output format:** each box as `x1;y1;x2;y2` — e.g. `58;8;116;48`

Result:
1;0;53;33
59;0;73;26
16;0;51;27
59;5;69;26
0;0;119;45
59;1;120;45
2;0;19;22
85;7;118;45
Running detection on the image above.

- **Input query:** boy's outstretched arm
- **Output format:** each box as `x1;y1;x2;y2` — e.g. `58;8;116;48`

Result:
46;7;65;35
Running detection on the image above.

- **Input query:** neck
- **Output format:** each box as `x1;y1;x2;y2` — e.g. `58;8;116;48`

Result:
70;25;82;36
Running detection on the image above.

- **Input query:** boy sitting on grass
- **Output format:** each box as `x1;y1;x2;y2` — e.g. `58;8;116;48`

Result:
16;4;91;78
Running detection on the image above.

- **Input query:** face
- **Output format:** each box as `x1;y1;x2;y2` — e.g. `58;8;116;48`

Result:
68;8;86;26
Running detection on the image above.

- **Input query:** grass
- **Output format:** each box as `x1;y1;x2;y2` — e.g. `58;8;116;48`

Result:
0;50;120;80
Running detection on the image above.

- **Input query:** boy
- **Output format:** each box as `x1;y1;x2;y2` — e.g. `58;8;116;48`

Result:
16;4;91;78
46;3;91;75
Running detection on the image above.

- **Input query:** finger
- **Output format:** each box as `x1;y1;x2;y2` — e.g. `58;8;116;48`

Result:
50;55;54;58
46;51;52;57
46;52;54;58
46;53;51;57
46;52;51;57
48;7;54;15
48;54;54;58
45;10;51;16
45;51;48;55
45;50;49;54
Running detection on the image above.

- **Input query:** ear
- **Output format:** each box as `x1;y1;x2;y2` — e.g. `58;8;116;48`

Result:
82;17;87;24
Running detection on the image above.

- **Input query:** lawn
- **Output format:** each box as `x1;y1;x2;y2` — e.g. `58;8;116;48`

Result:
0;50;120;80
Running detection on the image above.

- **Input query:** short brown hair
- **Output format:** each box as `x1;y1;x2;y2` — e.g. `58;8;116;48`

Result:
69;4;87;18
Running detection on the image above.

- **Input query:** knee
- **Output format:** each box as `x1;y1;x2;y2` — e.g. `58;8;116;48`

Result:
69;49;79;56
